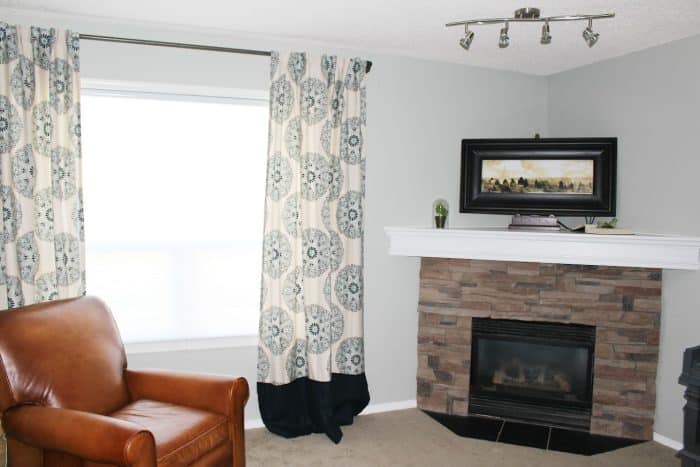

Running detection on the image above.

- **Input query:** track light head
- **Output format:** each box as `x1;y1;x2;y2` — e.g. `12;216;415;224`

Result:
582;18;599;47
460;27;475;50
499;22;510;48
540;21;552;44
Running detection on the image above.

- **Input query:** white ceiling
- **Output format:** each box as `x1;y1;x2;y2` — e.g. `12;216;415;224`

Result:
3;0;700;75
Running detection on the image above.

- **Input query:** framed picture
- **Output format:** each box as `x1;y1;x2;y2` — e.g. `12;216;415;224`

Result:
460;138;617;216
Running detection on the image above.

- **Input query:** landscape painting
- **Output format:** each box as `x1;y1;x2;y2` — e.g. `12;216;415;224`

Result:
481;159;594;194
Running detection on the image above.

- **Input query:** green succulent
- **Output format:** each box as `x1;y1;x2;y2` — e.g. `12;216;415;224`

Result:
435;202;448;217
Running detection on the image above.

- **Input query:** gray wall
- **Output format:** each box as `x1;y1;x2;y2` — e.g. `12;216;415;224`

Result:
0;11;547;423
548;34;700;443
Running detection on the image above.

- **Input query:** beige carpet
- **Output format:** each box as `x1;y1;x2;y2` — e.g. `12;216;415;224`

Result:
247;409;678;467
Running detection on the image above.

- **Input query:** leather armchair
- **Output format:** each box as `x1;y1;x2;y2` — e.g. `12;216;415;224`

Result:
0;296;249;467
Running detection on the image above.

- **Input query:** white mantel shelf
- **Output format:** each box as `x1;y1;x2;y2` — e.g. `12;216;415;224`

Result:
385;227;700;270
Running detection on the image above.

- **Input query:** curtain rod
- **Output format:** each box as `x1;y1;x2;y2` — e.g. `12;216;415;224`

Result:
78;34;373;73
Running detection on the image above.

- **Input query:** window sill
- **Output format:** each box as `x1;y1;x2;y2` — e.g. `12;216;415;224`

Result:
124;335;258;354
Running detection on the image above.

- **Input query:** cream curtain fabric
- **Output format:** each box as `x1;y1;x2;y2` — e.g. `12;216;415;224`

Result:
258;52;367;386
0;23;85;310
0;23;84;464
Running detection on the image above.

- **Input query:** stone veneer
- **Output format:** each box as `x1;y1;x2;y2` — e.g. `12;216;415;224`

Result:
416;258;661;440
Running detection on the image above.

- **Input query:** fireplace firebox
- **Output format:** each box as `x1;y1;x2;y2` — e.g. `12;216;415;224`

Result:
470;318;596;431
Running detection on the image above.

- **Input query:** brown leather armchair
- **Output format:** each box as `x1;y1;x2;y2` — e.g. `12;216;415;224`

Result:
0;296;249;467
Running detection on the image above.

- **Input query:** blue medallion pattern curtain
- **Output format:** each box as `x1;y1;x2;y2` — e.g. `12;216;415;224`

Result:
0;22;85;464
0;23;84;309
257;51;369;443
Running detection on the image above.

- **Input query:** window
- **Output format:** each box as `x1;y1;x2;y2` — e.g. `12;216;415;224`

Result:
81;82;268;343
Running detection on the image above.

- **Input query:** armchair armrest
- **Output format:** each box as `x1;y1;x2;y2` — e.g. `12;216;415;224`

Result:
125;370;250;467
125;369;249;418
2;405;156;467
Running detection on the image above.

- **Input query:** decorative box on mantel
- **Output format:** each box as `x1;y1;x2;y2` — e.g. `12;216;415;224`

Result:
385;227;700;440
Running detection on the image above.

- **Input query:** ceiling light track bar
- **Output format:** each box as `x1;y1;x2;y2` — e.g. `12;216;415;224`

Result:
446;13;614;28
449;7;614;50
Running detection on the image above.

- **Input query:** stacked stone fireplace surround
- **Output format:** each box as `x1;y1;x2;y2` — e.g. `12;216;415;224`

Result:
416;257;662;440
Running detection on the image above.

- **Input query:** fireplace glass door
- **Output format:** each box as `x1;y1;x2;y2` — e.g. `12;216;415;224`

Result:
470;318;595;430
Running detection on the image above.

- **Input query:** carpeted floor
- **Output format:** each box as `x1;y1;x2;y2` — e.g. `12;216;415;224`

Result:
247;409;678;466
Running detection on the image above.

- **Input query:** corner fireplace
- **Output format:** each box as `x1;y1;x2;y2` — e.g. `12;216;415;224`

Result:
469;318;596;431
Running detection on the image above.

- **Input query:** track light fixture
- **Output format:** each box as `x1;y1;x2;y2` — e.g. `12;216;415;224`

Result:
446;7;614;51
460;25;475;50
499;22;510;48
540;20;551;45
582;18;600;47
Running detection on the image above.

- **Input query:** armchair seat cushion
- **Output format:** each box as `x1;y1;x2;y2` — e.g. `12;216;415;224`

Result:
109;400;229;466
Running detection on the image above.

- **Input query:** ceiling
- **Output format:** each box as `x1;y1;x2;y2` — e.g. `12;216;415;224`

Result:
3;0;700;75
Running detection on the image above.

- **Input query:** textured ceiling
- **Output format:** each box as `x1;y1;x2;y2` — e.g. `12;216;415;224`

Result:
2;0;700;75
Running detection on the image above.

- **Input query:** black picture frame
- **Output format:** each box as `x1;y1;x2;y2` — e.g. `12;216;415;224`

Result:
460;138;617;216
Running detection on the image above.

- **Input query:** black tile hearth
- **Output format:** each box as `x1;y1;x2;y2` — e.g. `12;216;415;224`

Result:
548;427;644;455
498;420;549;449
423;410;645;455
424;411;503;441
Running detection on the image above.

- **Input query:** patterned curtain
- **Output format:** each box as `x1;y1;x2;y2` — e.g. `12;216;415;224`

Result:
0;24;85;309
0;23;84;464
257;51;369;443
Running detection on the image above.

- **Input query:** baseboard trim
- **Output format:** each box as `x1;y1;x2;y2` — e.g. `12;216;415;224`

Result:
653;432;682;451
359;399;418;415
245;399;417;430
246;418;265;429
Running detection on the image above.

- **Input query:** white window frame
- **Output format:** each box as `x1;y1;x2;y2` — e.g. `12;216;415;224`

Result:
81;79;268;104
80;79;267;354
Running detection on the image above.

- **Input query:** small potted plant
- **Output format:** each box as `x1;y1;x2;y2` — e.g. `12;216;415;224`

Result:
433;199;449;229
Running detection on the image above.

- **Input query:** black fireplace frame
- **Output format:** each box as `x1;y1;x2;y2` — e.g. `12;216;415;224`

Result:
469;318;596;431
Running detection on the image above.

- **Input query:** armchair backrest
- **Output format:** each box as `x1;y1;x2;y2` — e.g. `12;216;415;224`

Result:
0;296;130;415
